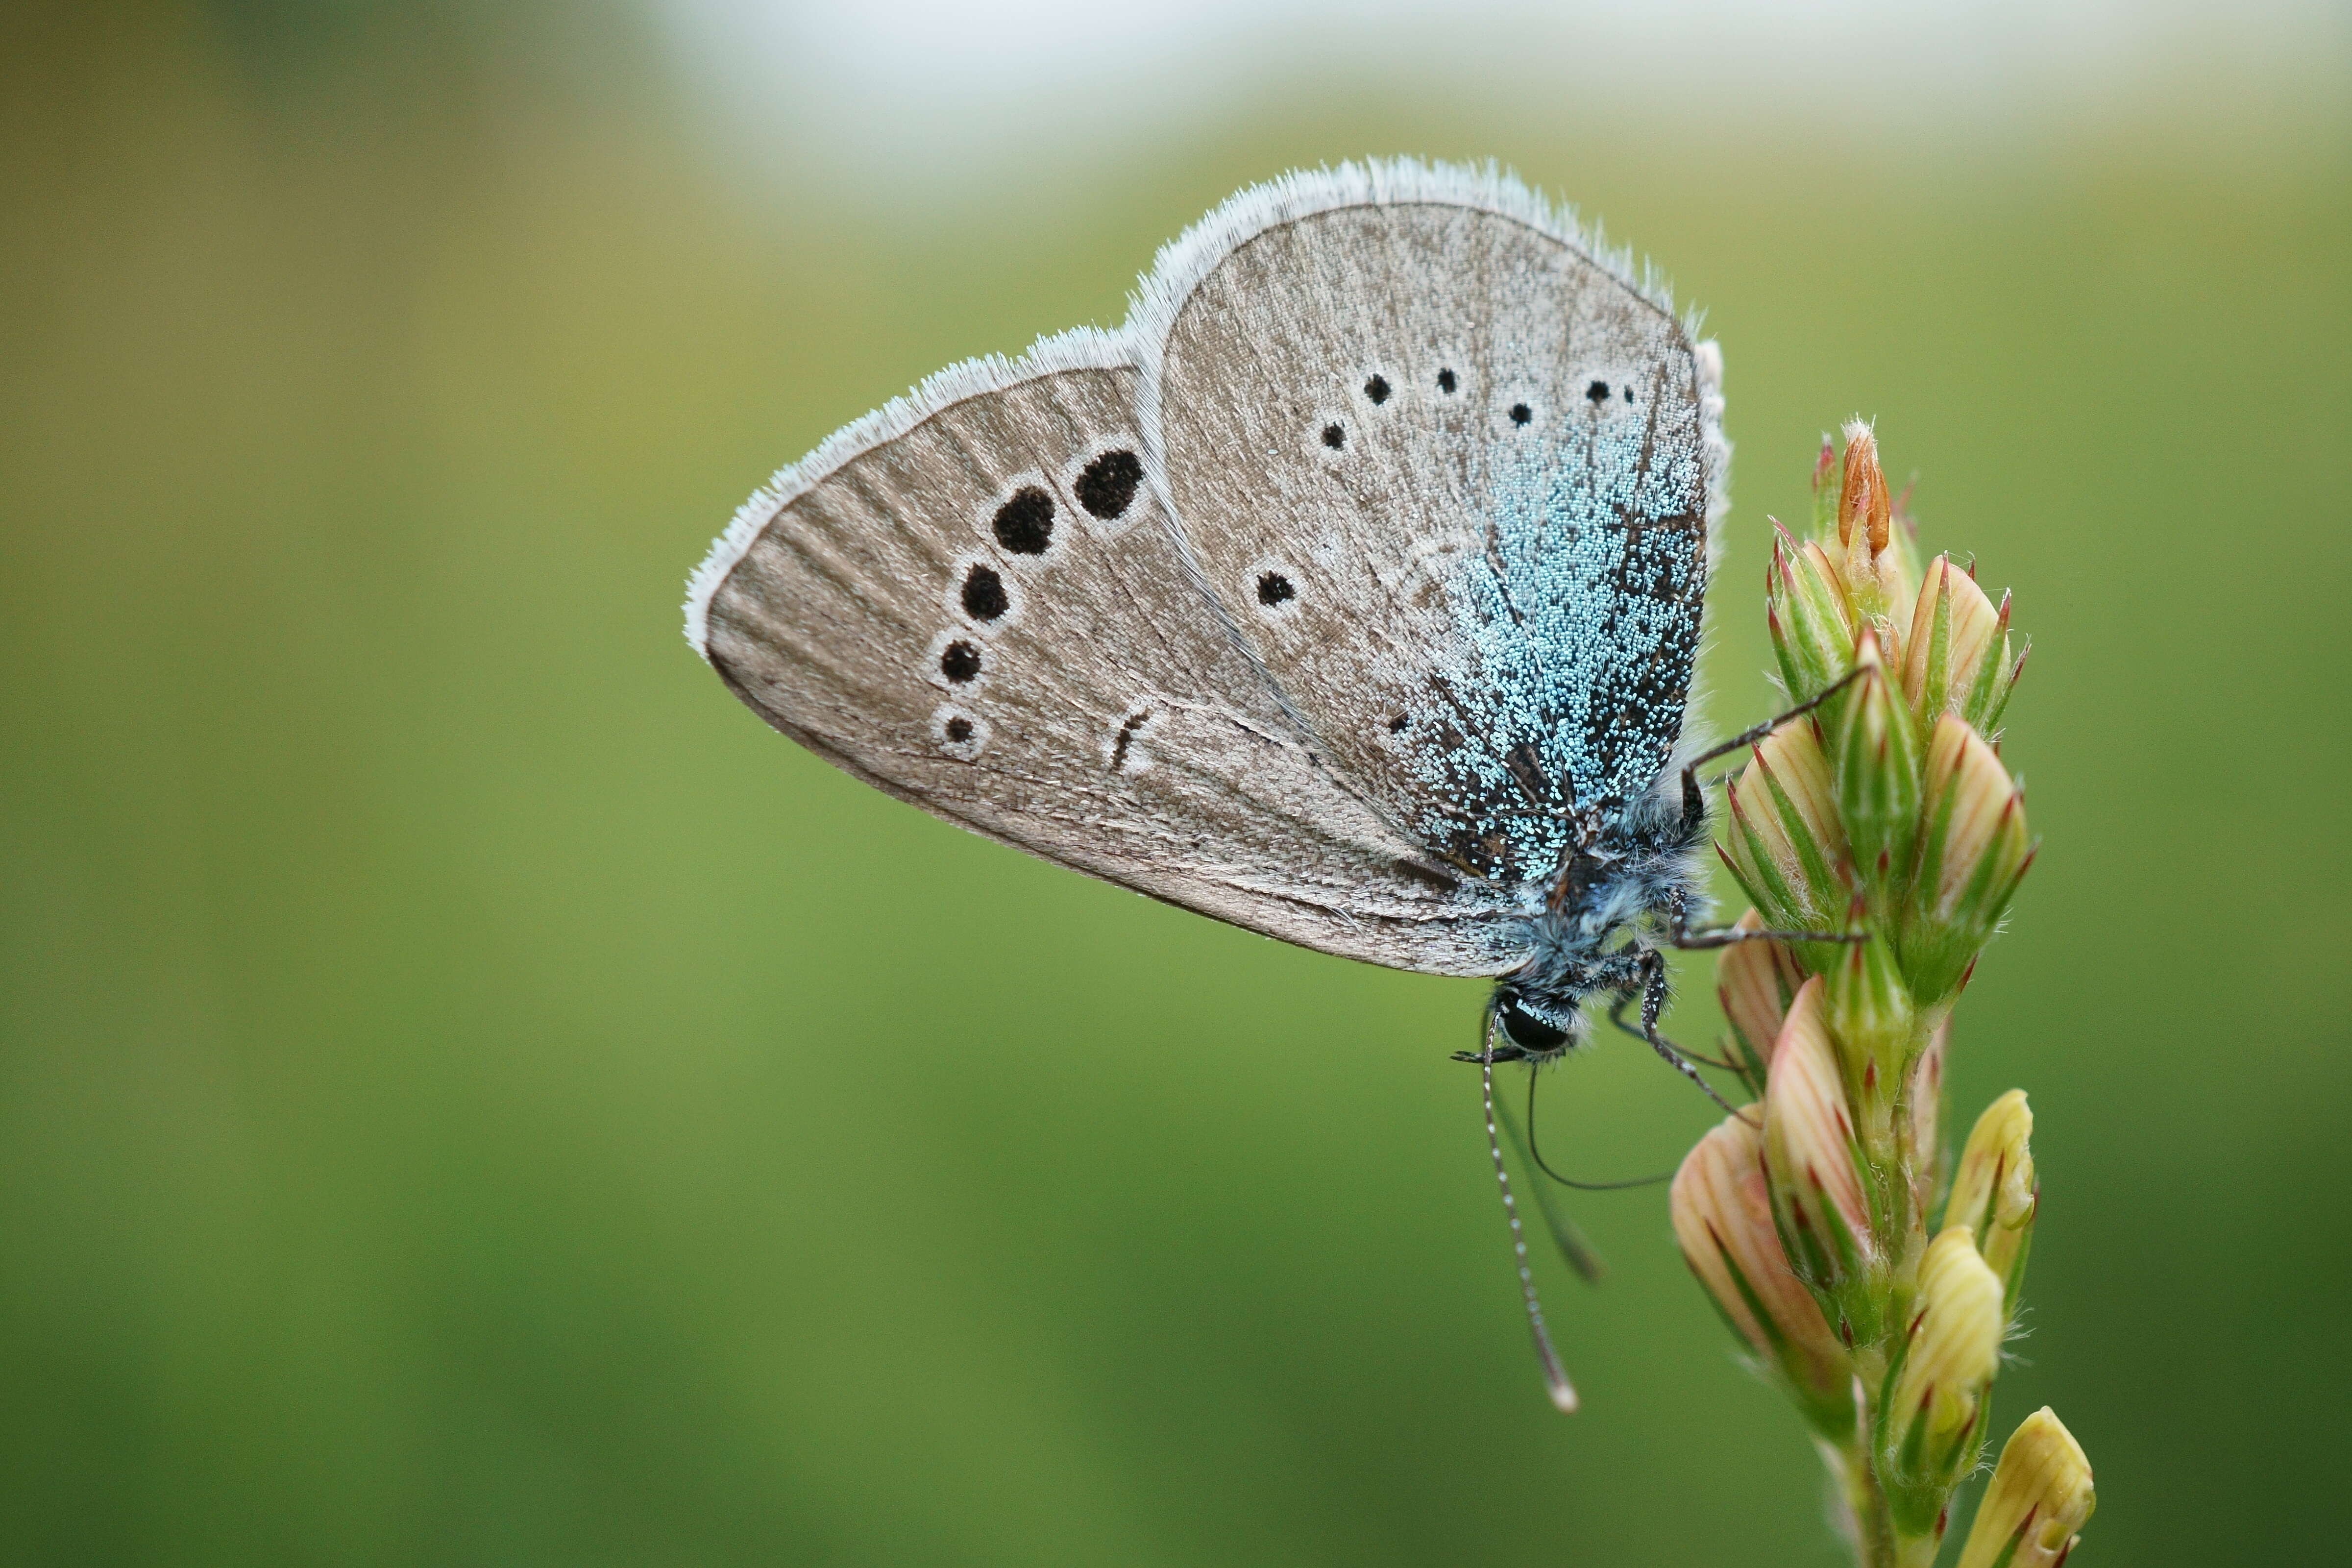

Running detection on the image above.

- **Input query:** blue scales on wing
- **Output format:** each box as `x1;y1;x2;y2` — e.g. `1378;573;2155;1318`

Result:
1135;166;1719;923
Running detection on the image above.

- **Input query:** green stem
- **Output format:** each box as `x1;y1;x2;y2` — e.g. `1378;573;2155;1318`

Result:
1821;1431;1897;1568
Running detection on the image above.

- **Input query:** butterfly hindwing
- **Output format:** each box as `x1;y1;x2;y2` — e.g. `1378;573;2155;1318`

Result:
692;335;1507;974
1136;166;1719;898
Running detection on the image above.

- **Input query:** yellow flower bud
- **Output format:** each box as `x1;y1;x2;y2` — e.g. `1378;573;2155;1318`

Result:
1763;979;1881;1339
1949;1091;2037;1316
1715;910;1804;1084
1883;1225;2004;1520
1955;1408;2095;1568
1901;716;2034;1005
1903;554;2022;736
1672;1114;1856;1436
1721;719;1851;941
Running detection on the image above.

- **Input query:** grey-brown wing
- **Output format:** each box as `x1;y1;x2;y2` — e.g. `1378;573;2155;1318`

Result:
688;335;1512;974
1134;164;1723;896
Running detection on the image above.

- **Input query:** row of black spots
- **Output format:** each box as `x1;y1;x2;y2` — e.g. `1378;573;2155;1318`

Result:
989;448;1144;558
1585;379;1636;406
1323;369;1468;447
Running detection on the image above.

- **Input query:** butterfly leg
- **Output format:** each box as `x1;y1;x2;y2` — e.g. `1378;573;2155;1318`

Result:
1605;993;1748;1078
1678;667;1866;831
1662;886;1862;949
1633;951;1758;1126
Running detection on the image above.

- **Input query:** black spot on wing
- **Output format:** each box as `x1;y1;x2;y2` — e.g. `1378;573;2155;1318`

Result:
1075;449;1142;519
961;564;1009;621
992;487;1054;554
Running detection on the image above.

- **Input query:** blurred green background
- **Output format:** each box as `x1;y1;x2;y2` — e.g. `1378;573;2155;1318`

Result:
4;3;2347;1564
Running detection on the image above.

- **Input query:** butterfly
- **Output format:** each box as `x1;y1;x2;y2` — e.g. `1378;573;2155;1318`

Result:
685;160;1840;1408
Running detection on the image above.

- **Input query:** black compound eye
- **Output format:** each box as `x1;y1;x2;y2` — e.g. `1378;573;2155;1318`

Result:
1498;998;1570;1055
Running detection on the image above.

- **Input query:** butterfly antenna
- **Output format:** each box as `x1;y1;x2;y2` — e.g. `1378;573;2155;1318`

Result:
1478;1010;1578;1413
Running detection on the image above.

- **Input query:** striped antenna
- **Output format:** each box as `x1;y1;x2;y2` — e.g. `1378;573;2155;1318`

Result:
1478;1011;1578;1413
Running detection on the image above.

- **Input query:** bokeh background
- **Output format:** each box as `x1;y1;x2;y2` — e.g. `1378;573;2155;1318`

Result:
5;2;2348;1563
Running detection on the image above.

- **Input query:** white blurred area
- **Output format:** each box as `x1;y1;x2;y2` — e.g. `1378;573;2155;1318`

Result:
652;0;2349;192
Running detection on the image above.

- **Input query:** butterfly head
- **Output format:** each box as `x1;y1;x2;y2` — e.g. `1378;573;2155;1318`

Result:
1488;792;1710;1061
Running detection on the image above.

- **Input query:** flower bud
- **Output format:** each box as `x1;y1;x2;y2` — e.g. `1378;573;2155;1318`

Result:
1909;1019;1950;1223
1955;1408;2095;1568
1768;521;1861;705
1882;1225;2004;1528
1948;1091;2037;1318
1720;719;1851;941
1838;421;1893;558
1835;422;1902;621
1903;554;2023;736
1672;1113;1856;1437
1716;909;1804;1084
1832;629;1923;915
1822;916;1916;1129
1900;716;2034;1006
1763;979;1882;1342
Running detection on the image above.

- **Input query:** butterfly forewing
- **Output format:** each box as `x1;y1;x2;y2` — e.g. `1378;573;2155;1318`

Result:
1144;190;1713;900
697;345;1506;973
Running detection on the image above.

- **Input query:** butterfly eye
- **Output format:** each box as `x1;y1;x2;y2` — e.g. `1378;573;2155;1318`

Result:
1498;996;1572;1055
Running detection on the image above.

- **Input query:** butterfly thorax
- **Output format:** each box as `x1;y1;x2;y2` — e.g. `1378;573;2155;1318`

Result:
1489;790;1705;1060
